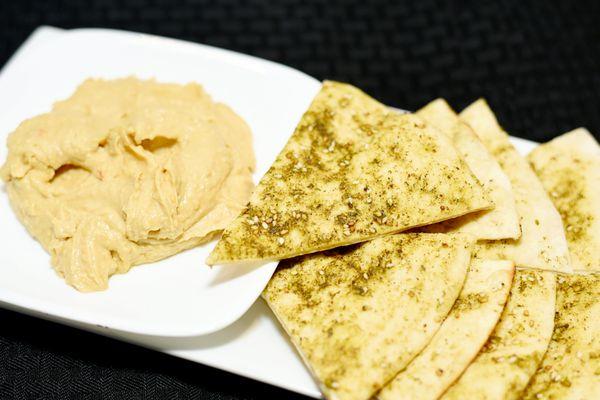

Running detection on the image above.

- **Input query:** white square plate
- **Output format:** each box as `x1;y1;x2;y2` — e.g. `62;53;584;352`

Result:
0;26;321;336
0;27;540;398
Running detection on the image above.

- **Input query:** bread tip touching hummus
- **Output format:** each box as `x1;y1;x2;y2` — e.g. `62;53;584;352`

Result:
0;77;255;292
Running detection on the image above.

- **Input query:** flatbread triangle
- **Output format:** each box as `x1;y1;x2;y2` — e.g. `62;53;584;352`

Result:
440;269;556;400
379;259;515;400
417;99;520;240
460;99;572;273
528;128;600;272
263;233;474;400
522;273;600;399
524;129;600;398
208;82;490;265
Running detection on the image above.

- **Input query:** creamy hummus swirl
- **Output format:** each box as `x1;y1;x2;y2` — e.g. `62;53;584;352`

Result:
1;78;255;291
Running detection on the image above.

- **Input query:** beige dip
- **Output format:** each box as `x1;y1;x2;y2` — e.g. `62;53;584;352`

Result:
1;78;255;292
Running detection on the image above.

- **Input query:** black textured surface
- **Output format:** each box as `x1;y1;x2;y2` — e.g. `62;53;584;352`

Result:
0;1;599;399
0;307;305;400
2;0;600;142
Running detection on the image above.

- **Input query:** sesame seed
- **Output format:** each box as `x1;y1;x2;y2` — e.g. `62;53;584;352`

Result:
261;222;269;229
277;237;285;245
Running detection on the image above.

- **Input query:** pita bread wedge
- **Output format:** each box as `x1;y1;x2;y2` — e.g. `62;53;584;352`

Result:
378;259;514;400
207;82;490;265
441;269;556;400
528;128;600;272
460;100;571;273
417;99;520;240
263;233;474;400
522;273;600;400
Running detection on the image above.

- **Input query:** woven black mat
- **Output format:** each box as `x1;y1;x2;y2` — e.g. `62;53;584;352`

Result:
1;1;599;399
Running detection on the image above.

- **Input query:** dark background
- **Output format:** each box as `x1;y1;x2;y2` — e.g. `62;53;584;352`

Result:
1;1;599;399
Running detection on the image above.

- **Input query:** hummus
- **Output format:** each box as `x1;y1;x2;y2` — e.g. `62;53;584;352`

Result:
1;78;255;292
